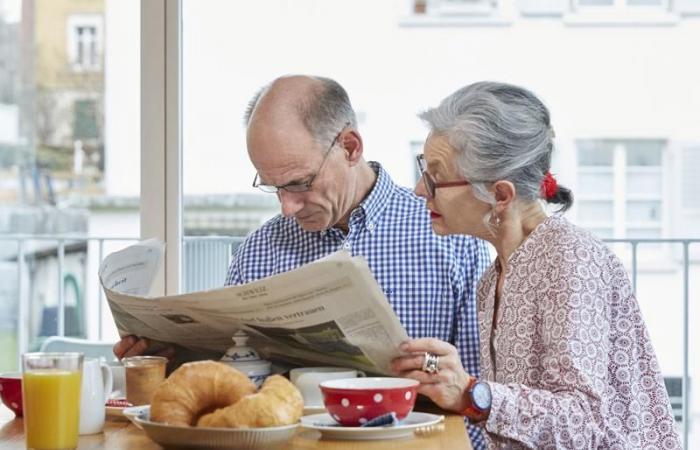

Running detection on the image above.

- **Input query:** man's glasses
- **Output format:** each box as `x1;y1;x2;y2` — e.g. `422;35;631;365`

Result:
415;154;470;199
253;122;351;193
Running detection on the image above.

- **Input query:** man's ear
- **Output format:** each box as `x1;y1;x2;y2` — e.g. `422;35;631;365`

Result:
340;130;363;165
492;180;516;214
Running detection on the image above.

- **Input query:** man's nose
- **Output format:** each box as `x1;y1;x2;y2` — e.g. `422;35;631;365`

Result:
278;190;304;217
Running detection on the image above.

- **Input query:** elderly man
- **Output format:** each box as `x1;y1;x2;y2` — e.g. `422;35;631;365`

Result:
114;75;490;448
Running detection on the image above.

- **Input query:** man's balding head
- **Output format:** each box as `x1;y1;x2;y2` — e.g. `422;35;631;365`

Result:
245;75;357;146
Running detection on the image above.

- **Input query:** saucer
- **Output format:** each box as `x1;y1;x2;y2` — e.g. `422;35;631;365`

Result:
123;404;150;429
299;412;443;440
303;404;326;415
105;398;132;421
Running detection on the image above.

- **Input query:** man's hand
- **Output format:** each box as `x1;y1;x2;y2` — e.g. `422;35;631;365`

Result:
112;335;176;361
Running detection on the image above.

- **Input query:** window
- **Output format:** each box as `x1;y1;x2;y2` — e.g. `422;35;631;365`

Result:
423;0;498;16
574;0;668;10
576;139;665;239
73;99;99;140
1;1;140;372
405;0;508;24
67;15;103;72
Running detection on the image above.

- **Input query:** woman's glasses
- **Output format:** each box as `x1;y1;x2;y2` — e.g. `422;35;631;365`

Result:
415;154;470;199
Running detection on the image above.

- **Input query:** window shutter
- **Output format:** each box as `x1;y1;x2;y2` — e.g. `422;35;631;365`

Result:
517;0;569;16
675;0;700;15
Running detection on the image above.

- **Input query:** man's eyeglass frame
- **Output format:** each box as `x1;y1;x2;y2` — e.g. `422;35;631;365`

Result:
252;122;351;193
415;154;470;199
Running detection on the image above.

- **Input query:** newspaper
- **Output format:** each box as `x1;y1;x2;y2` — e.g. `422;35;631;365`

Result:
99;239;410;375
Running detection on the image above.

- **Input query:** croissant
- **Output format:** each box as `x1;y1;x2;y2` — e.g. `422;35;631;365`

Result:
197;375;303;428
150;360;256;426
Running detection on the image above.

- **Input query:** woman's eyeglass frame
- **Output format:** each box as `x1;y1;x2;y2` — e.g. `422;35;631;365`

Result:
415;154;470;199
252;122;351;194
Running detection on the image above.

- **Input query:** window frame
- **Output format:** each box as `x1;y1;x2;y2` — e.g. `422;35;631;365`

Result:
141;0;182;295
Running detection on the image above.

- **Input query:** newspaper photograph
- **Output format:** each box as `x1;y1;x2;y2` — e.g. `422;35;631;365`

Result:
99;239;410;374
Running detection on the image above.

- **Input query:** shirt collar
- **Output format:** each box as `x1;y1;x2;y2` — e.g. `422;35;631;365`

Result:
356;161;395;230
322;161;396;237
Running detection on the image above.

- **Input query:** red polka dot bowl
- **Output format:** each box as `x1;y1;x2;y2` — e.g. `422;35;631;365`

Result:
0;372;23;417
319;377;419;427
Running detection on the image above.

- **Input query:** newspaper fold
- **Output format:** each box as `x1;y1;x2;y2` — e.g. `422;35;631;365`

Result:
99;239;410;375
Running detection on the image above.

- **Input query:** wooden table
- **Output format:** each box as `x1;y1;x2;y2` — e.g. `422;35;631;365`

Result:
0;404;472;449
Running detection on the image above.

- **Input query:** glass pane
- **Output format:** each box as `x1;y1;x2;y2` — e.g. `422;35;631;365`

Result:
626;140;663;166
577;140;614;166
627;171;662;195
588;227;614;239
0;1;140;372
627;200;662;222
627;0;664;5
578;171;614;196
578;0;614;5
625;227;662;239
578;200;614;222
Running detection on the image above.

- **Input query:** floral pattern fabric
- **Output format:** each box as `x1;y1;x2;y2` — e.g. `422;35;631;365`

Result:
477;215;681;449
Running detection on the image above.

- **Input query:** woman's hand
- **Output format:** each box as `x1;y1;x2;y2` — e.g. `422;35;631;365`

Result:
390;338;472;413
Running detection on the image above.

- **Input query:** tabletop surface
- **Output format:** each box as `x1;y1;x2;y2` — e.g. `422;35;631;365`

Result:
0;404;473;450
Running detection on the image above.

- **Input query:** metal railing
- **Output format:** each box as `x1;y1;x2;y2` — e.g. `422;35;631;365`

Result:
602;238;697;449
0;234;697;447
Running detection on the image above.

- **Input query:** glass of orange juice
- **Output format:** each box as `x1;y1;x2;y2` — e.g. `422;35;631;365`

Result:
22;352;83;450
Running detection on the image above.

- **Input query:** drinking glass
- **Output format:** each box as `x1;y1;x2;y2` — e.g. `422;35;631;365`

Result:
122;356;167;406
22;352;83;450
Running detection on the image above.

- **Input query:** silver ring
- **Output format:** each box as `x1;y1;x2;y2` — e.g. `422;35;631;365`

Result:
422;352;440;374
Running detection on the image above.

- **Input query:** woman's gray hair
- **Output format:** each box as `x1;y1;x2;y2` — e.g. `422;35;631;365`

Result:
244;76;357;148
419;81;572;214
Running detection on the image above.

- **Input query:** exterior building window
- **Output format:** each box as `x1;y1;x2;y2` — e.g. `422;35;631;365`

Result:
67;15;103;72
573;0;669;12
413;0;498;16
576;139;665;239
73;99;99;140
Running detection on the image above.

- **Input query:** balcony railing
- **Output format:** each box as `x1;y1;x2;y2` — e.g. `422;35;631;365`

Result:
0;234;697;448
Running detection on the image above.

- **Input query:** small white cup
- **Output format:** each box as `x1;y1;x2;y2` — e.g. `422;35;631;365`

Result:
289;367;365;407
79;358;113;435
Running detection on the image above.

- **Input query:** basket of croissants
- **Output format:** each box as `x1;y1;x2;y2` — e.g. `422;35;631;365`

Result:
132;360;303;449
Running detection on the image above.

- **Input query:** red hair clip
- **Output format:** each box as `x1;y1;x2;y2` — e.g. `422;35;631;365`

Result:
541;171;558;200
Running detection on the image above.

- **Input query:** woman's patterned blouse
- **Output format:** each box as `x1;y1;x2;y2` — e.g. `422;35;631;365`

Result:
477;215;681;449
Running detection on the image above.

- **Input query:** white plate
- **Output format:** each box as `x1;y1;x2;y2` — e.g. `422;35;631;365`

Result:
134;408;298;449
303;405;326;415
123;405;150;429
105;406;129;421
300;412;443;440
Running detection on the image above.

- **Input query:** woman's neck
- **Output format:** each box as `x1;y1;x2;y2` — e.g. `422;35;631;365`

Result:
493;202;547;271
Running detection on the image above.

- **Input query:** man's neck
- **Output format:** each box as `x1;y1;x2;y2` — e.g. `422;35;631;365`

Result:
335;162;378;233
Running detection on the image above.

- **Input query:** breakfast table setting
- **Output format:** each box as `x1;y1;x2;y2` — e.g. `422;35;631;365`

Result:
0;351;474;450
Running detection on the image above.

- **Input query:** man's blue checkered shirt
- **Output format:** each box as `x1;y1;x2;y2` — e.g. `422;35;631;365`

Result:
225;162;490;448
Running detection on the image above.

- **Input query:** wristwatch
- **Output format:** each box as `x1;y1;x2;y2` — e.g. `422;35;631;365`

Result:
461;377;491;422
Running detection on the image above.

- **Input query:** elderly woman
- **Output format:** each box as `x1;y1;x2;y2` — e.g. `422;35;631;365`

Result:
391;82;681;449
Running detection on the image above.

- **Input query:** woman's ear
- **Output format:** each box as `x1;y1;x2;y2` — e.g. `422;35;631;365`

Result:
492;180;516;214
341;130;364;165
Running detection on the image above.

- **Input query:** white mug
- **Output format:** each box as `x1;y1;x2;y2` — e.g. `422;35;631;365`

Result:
79;358;113;435
290;367;365;407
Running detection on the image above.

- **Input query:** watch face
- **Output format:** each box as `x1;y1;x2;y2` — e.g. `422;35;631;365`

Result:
472;382;491;411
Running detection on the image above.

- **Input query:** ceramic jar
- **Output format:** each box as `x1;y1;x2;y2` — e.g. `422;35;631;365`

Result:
220;331;271;387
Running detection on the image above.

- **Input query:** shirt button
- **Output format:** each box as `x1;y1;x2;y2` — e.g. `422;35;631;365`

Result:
343;242;351;250
368;223;375;231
